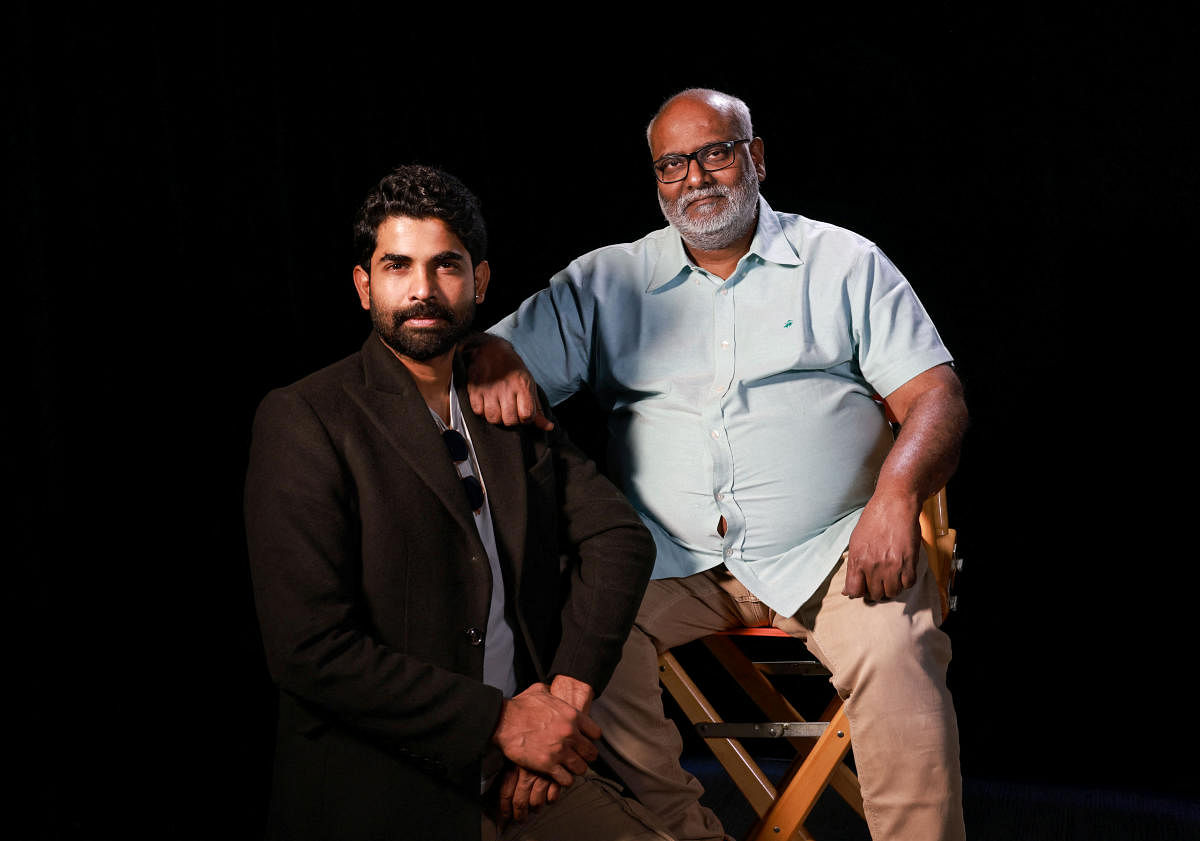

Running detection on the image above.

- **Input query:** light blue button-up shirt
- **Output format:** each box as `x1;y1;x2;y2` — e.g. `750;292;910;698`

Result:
489;198;952;616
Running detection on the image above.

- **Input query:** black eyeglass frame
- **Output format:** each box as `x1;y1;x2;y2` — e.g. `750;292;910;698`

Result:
652;138;753;184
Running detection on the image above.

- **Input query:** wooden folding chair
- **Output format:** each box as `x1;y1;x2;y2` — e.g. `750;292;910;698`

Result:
657;488;960;841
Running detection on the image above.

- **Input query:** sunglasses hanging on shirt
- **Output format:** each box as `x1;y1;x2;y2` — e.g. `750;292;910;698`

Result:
442;428;485;512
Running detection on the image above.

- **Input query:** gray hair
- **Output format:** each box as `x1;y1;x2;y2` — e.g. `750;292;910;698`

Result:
645;88;754;147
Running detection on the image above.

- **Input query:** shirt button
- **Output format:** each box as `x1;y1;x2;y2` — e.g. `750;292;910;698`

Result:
711;430;721;439
465;627;485;646
715;493;725;501
720;340;730;349
721;289;729;296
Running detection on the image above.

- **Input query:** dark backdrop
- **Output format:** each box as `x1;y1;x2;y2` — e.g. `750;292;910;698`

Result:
9;3;1196;838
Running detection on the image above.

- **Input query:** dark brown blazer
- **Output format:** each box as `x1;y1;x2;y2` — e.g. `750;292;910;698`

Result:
245;334;655;841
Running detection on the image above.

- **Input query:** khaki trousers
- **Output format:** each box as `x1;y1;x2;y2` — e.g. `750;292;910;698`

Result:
482;772;677;841
590;554;966;841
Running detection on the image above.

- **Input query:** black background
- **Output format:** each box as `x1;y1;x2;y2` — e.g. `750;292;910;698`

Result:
9;3;1196;837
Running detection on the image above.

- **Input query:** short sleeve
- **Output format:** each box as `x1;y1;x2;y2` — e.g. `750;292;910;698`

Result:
487;262;596;407
852;246;953;398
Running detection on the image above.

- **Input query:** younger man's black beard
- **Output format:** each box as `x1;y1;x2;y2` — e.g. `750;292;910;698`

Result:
373;301;475;362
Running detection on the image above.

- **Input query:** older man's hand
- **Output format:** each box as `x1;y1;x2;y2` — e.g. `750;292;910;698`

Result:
842;491;922;601
462;334;554;430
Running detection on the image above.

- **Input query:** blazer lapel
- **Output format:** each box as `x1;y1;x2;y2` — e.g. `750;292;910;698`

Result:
347;335;484;546
456;362;528;585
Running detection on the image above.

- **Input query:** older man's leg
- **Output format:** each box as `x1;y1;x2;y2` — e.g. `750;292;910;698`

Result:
591;572;764;841
780;554;966;841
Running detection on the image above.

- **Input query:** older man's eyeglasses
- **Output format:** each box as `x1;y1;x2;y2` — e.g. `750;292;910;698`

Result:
652;139;751;184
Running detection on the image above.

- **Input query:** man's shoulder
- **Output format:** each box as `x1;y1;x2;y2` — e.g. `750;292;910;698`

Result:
254;348;367;422
277;350;364;395
769;205;879;255
566;224;676;272
756;204;902;286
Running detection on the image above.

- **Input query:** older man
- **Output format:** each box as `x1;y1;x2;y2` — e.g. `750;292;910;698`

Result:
467;89;968;841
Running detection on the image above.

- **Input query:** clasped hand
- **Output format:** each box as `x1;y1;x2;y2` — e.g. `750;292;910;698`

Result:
491;680;600;821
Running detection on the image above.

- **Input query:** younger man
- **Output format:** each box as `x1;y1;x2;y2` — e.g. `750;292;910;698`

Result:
245;165;671;841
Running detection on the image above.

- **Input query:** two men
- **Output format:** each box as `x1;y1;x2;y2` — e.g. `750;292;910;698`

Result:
245;166;672;840
469;89;969;840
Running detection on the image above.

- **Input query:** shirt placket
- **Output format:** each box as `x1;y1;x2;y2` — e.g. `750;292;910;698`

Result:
703;270;745;563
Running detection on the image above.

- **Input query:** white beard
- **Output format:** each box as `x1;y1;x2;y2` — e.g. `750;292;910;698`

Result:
658;163;760;251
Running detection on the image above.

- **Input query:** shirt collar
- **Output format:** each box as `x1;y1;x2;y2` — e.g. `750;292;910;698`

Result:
428;373;463;434
748;196;805;267
645;195;802;293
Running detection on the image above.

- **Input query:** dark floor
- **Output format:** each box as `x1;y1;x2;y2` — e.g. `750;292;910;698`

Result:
684;754;1200;841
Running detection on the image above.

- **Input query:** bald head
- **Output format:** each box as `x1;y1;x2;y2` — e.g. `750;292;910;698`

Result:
646;88;766;254
646;89;753;149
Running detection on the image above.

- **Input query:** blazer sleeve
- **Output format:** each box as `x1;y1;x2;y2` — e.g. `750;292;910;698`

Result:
245;387;503;779
541;402;656;696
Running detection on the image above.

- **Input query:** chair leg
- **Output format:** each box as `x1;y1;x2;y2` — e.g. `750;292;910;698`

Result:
746;704;853;841
657;652;778;817
702;636;812;738
813;697;864;819
702;636;866;821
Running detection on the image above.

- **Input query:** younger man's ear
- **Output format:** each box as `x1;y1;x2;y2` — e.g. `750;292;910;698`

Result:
353;264;371;310
473;260;491;303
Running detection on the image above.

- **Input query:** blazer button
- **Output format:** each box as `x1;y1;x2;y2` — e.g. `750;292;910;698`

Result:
465;627;485;646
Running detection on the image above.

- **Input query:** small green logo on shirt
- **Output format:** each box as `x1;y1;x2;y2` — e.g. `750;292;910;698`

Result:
783;319;793;328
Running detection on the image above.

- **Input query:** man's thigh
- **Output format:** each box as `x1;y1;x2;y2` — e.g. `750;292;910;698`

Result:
635;566;772;652
487;774;676;841
774;549;951;695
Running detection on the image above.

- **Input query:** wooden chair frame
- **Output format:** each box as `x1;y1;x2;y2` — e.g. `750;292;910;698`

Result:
657;489;959;841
